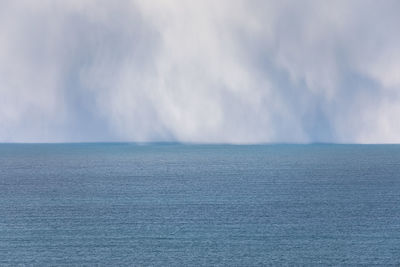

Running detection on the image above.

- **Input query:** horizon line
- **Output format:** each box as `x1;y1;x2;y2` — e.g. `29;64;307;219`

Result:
0;141;399;146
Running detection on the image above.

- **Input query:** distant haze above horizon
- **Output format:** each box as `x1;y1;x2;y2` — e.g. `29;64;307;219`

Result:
1;0;400;144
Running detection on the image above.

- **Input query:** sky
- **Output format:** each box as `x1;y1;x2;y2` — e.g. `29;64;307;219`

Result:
1;0;400;143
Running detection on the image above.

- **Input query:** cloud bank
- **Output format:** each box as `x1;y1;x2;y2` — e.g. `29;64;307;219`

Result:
1;0;400;143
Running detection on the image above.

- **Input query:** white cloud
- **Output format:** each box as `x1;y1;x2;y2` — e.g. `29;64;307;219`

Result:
0;0;399;143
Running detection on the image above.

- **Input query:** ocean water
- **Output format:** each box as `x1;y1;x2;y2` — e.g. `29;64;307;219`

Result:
0;143;399;265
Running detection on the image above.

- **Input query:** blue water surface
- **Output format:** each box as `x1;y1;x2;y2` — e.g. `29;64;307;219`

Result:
0;143;399;265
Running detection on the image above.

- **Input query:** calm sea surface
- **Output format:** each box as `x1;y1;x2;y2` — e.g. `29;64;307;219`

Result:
0;144;399;265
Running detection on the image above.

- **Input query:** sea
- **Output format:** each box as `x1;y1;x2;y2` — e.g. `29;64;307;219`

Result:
0;143;399;265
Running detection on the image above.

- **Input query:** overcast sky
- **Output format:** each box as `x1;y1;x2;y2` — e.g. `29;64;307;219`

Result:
1;0;400;143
